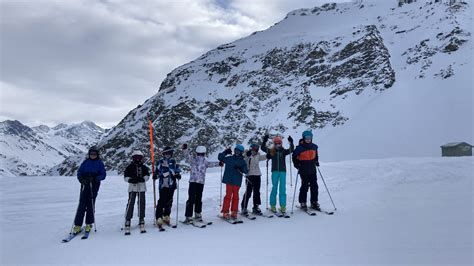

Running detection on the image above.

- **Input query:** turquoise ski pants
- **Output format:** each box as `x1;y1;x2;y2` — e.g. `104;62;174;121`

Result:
270;171;286;208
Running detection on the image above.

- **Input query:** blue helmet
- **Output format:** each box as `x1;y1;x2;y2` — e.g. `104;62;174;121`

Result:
234;144;245;153
302;130;313;139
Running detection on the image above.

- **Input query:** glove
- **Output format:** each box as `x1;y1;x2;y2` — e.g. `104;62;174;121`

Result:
246;150;252;157
182;144;188;150
262;134;269;143
288;136;293;143
293;160;300;169
174;173;182;180
266;153;271;160
234;166;241;172
224;148;232;155
219;161;224;167
80;178;90;185
315;161;320;167
128;177;139;184
137;177;145;183
152;174;158;180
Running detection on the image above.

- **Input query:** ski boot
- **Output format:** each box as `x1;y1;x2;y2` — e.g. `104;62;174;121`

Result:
310;202;321;211
231;211;238;220
139;219;146;233
222;212;231;220
85;224;92;233
241;208;249;216
194;212;203;222
163;215;171;226
279;206;287;214
270;205;277;213
124;220;131;235
300;202;308;211
72;225;82;235
183;216;193;224
156;218;165;231
252;206;262;216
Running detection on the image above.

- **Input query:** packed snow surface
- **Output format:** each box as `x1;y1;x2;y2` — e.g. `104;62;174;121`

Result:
1;156;472;265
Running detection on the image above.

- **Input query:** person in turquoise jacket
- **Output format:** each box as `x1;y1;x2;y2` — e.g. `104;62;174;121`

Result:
218;144;249;219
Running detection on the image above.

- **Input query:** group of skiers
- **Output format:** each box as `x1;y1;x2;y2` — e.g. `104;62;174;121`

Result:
69;129;321;236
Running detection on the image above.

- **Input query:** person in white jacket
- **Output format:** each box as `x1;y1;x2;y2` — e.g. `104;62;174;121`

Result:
182;144;221;224
123;150;150;234
241;143;267;215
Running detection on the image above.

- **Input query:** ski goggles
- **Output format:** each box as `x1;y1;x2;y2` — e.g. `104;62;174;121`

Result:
132;155;143;161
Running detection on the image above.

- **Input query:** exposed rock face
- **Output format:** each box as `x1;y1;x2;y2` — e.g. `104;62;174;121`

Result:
51;0;471;175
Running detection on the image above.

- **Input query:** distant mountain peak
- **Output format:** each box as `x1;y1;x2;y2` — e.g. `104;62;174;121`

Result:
0;119;106;176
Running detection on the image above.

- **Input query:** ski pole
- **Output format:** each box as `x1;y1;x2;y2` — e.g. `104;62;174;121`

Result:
219;165;223;209
70;184;85;234
289;157;293;187
317;167;337;211
175;179;180;227
122;192;133;230
291;172;299;214
266;160;269;211
242;177;253;211
89;182;97;232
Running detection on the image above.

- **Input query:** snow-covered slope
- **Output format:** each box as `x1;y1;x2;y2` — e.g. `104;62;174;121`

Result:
54;0;472;175
0;157;472;264
0;120;105;176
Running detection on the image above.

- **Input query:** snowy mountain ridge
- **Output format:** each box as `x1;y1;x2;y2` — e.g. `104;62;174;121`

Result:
0;120;105;176
51;0;472;175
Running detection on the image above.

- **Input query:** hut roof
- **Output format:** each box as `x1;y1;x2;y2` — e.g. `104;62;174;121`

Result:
440;142;473;148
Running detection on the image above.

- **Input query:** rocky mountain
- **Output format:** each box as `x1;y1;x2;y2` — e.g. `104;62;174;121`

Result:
0;120;105;176
51;0;472;175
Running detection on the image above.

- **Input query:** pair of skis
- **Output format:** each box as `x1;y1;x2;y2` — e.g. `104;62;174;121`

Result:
296;205;335;216
218;215;244;224
180;219;213;228
61;228;90;243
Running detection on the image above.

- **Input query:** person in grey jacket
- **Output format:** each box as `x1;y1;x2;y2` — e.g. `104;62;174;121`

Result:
241;143;267;215
123;150;150;233
181;144;220;223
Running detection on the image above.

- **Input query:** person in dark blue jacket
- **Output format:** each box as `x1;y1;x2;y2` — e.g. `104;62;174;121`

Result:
218;144;249;220
153;147;181;227
292;130;320;211
72;146;106;234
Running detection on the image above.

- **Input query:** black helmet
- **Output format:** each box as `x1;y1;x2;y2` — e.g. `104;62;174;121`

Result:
88;146;100;159
162;146;174;157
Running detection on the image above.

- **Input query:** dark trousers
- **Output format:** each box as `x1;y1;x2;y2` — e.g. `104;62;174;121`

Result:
125;192;146;222
74;181;100;226
155;187;175;219
298;173;319;204
241;175;261;210
185;182;204;217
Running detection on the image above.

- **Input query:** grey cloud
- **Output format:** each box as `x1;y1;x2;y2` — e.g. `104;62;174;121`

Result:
0;0;348;128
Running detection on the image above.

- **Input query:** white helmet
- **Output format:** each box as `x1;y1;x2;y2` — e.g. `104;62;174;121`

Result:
132;150;144;157
195;146;207;153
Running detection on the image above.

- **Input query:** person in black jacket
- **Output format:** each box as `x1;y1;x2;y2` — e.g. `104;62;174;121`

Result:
123;150;150;234
261;134;294;214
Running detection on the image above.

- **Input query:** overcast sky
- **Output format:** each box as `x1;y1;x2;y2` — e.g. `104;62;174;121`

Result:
0;0;348;128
